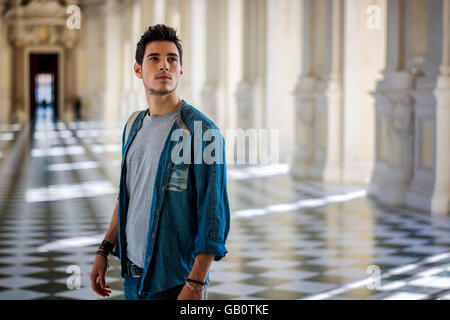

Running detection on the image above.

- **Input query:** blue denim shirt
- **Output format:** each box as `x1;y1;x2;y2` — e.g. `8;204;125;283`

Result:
112;100;230;295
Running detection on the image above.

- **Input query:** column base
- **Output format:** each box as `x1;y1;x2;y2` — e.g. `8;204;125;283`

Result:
431;193;450;215
368;164;408;206
404;174;434;213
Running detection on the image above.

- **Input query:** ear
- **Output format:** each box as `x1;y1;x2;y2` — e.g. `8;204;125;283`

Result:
180;66;183;76
134;62;143;79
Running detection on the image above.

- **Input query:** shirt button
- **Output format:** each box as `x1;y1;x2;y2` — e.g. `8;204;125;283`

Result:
152;232;155;238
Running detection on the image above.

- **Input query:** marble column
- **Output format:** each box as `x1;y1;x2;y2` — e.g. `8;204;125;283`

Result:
200;0;226;125
130;0;165;116
0;1;12;125
430;0;450;214
103;0;122;124
235;0;267;132
165;0;192;103
232;0;267;165
370;0;448;214
369;0;415;205
223;0;243;165
80;3;105;121
119;0;141;121
185;0;206;108
7;1;27;124
62;0;80;122
313;0;344;182
291;0;316;179
341;0;387;183
291;0;344;182
403;0;439;213
63;45;76;122
141;0;165;27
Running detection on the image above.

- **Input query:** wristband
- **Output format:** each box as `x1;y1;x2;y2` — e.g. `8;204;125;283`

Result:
98;240;114;255
186;278;206;286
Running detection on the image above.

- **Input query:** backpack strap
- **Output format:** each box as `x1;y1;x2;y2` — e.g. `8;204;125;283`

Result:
124;110;146;144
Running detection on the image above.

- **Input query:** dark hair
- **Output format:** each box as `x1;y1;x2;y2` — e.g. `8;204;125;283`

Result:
135;24;183;66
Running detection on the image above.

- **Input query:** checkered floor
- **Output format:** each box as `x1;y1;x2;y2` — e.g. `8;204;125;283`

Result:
0;110;449;300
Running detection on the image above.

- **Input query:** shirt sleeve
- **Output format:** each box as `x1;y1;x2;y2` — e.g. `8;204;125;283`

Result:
192;128;231;261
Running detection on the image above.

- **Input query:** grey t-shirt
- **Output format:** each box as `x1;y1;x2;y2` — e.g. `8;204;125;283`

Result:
125;108;178;268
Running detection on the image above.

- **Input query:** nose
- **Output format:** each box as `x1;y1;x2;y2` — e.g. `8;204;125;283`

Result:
159;59;169;71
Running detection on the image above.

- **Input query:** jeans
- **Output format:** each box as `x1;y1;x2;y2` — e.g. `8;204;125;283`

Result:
123;275;184;300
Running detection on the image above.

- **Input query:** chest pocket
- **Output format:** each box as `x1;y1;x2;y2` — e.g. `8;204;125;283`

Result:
167;164;189;192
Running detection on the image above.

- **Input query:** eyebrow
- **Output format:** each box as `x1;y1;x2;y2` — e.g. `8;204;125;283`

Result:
146;53;179;58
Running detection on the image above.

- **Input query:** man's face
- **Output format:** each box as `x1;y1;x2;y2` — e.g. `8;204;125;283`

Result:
134;40;183;96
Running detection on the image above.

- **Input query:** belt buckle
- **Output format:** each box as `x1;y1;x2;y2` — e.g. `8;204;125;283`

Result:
132;266;142;277
128;261;142;277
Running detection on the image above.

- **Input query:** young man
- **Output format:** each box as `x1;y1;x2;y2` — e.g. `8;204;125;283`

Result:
90;24;230;300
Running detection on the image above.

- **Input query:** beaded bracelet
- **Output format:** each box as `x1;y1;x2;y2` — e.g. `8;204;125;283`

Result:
185;280;205;293
96;250;110;268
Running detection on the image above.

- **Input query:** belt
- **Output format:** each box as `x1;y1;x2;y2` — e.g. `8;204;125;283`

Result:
126;258;144;277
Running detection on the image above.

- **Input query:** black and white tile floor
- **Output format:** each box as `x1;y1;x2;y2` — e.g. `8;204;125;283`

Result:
0;109;449;300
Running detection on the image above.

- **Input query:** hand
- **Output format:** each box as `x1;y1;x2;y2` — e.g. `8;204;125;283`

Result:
90;254;111;297
177;284;204;300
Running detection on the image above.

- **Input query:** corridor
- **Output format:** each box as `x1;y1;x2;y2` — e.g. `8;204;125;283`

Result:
0;0;449;302
0;112;448;300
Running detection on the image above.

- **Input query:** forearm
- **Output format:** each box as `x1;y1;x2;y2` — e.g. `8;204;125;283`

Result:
188;254;215;282
104;200;119;245
177;254;214;299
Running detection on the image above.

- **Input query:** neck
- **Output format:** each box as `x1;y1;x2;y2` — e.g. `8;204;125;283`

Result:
145;90;182;116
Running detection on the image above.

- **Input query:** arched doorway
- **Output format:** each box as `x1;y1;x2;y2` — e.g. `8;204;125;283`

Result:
29;53;59;123
5;0;79;125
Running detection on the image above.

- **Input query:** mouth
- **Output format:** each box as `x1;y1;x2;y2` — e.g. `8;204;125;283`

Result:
156;75;172;80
